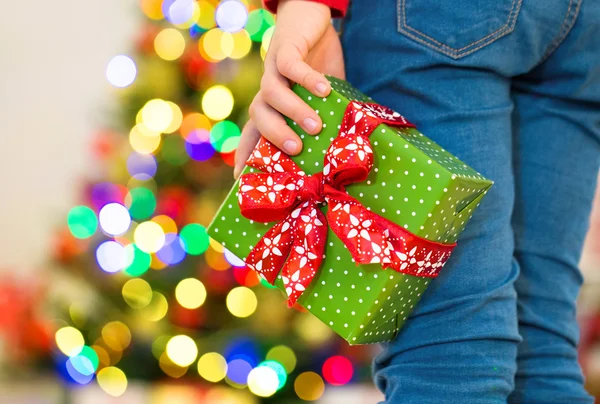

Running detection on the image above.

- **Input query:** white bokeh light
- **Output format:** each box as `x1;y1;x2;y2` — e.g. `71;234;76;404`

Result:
106;55;137;88
99;203;131;236
96;241;128;273
215;0;248;33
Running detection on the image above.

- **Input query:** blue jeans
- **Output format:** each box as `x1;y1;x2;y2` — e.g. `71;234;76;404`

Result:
341;0;600;402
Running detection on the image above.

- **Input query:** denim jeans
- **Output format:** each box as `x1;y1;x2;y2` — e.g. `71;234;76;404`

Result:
341;0;600;402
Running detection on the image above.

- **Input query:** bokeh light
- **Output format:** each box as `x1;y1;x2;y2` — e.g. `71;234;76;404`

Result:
258;360;287;390
152;215;177;234
164;101;183;133
266;345;297;374
197;352;228;382
205;247;231;271
141;292;169;321
99;203;131;236
261;26;275;54
127;152;157;177
154;28;186;61
55;327;84;357
294;371;325;401
202;85;234;121
210;120;240;153
180;113;212;139
69;352;96;376
125;187;156;220
122;278;153;309
175;278;207;309
224;248;245;267
322;355;354;385
67;206;97;239
159;352;189;378
226;287;257;318
196;1;216;29
166;335;198;367
97;367;128;397
96;241;128;273
228;30;252;59
168;0;199;27
65;358;94;385
102;321;131;351
129;124;161;154
226;358;252;385
106;55;137;88
185;129;215;161
247;365;279;397
180;224;209;255
134;221;165;253
123;244;151;276
161;136;190;165
141;0;164;20
156;233;186;265
246;9;275;41
215;1;248;33
141;99;173;132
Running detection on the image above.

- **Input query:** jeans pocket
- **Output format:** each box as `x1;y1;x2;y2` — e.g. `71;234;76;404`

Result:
397;0;523;59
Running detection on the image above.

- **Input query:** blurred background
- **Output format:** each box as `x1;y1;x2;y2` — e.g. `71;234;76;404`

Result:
0;0;598;403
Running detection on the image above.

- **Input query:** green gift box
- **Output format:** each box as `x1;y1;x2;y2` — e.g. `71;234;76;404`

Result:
208;76;492;345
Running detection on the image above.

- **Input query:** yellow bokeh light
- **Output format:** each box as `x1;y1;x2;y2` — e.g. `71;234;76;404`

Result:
150;253;169;270
202;85;234;121
122;278;153;309
151;215;178;234
228;30;252;60
200;29;228;62
154;28;186;61
209;237;225;253
262;26;275;53
55;327;84;357
140;0;163;20
220;32;235;57
97;367;128;397
205;247;230;271
197;352;227;383
92;344;111;369
266;345;297;374
247;366;279;397
294;313;334;345
134;221;166;253
164;101;183;134
180;113;212;139
141;292;169;321
130;124;161;154
159;352;188;378
166;335;198;367
102;321;132;352
141;99;173;133
294;372;325;401
175;278;207;309
226;287;257;318
196;1;216;29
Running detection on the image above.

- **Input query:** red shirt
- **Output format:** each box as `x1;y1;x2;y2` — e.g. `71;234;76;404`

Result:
263;0;349;18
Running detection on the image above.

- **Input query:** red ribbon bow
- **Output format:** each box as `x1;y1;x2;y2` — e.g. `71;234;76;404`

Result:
239;101;456;307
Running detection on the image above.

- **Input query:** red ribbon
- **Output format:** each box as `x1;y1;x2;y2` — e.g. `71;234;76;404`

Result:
239;101;456;307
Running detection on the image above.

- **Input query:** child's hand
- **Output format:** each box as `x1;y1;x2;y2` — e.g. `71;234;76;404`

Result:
234;0;345;178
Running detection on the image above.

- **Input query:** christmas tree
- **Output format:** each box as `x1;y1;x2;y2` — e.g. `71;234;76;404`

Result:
49;0;375;401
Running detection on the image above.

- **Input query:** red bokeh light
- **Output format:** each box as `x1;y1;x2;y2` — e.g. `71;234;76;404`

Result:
322;355;354;385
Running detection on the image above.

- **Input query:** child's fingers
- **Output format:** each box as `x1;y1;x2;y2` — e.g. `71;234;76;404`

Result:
249;94;302;156
275;43;331;97
260;70;322;135
234;120;261;179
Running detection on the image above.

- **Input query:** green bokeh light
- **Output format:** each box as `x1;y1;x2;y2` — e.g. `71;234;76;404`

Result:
67;206;98;239
79;345;99;373
210;121;240;153
179;224;209;255
124;244;151;277
126;187;156;220
245;9;275;42
161;136;189;166
260;278;278;289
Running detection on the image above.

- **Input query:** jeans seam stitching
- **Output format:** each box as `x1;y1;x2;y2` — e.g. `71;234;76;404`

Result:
397;0;522;59
539;0;582;64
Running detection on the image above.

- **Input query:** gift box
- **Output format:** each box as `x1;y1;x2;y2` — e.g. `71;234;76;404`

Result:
207;76;492;345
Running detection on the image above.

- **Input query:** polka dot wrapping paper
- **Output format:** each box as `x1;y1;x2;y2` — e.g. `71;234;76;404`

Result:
207;76;493;345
